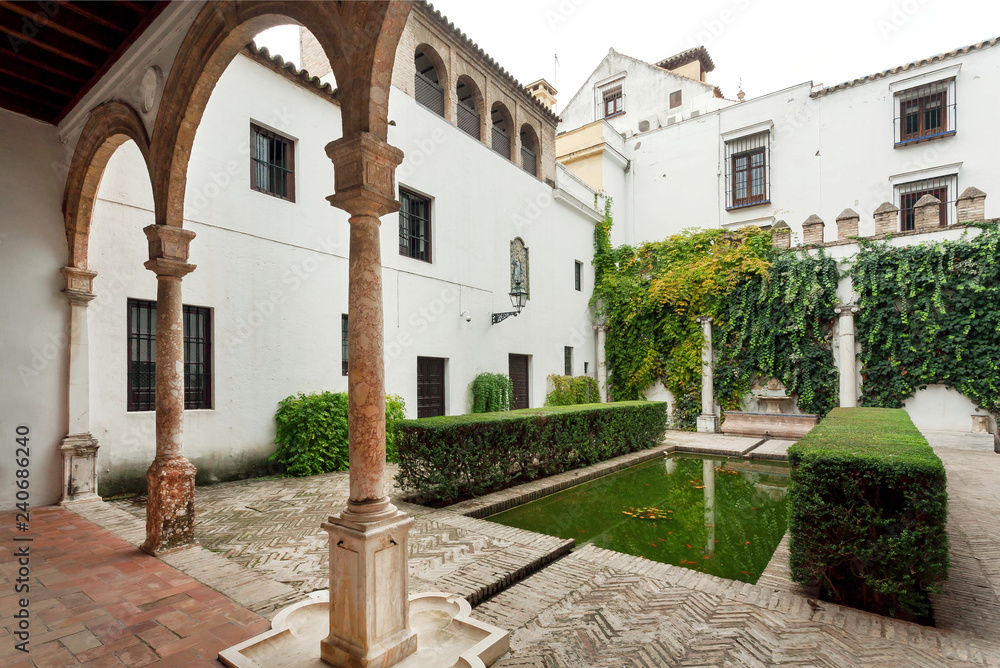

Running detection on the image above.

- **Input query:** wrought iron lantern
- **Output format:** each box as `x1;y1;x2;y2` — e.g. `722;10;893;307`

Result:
492;279;527;325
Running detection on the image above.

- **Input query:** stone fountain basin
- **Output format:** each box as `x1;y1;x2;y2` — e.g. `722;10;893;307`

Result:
219;591;508;668
722;410;818;439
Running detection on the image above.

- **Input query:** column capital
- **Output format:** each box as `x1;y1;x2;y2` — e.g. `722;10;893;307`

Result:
61;266;97;305
143;224;196;278
696;315;713;325
835;304;859;316
325;132;405;219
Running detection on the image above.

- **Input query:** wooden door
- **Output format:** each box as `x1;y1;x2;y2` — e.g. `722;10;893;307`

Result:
417;357;446;418
509;354;530;410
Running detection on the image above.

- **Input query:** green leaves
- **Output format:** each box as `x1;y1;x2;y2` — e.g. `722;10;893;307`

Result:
545;374;601;406
471;373;514;413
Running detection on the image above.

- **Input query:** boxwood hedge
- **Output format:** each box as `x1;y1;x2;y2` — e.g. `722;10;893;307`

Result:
787;407;948;623
395;401;668;503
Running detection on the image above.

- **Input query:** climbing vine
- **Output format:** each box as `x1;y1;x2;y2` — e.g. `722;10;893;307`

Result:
592;198;840;428
470;372;514;413
853;225;1000;417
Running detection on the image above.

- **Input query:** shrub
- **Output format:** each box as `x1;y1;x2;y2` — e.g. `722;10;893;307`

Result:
545;374;600;406
787;407;949;623
471;373;513;413
271;391;408;476
395;401;668;502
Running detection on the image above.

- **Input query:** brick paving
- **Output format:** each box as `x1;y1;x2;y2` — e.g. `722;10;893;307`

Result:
0;507;269;667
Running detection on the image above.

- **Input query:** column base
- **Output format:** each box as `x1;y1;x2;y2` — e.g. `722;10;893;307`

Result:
696;414;719;433
321;507;417;668
58;433;100;504
141;456;198;556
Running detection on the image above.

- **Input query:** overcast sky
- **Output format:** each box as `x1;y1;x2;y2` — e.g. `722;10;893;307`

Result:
256;0;1000;112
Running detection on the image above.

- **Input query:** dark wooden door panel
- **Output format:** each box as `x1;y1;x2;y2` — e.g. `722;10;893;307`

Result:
417;357;446;418
509;354;529;410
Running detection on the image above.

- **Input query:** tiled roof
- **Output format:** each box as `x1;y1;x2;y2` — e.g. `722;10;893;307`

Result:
418;1;560;123
811;36;1000;97
244;42;338;102
655;45;715;73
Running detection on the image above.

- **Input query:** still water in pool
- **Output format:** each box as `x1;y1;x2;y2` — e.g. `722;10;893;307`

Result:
488;455;789;583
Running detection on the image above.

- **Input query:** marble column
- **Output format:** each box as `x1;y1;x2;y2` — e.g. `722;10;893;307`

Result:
140;224;198;556
696;315;719;433
322;132;417;668
703;460;716;555
59;266;100;503
595;324;608;402
835;304;860;408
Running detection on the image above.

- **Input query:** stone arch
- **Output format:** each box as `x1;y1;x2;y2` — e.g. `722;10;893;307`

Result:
413;42;449;119
519;122;540;178
63;100;152;269
489;101;514;160
455;73;484;140
150;0;410;228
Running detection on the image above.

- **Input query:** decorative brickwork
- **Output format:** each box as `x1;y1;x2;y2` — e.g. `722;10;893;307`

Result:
873;201;900;235
957;186;987;223
835;208;860;240
914;193;942;231
770;220;791;248
801;214;825;245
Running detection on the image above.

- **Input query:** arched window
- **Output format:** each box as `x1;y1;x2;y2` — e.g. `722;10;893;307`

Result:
519;124;539;177
490;102;513;160
414;46;445;117
456;75;482;139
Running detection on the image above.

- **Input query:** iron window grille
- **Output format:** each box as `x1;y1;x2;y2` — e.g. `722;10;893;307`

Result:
725;131;770;210
399;188;431;262
574;261;583;291
521;146;537;176
128;299;212;412
251;123;294;201
564;346;573;376
599;80;624;118
457;102;480;139
669;90;682;109
414;70;445;117
341;314;349;376
894;79;956;146
895;175;958;231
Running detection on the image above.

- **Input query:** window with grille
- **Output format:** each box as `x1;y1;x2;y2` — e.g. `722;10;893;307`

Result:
895;175;957;230
725;131;770;209
399;188;431;262
564;346;573;376
895;79;955;145
574;261;582;291
251;124;295;201
128;300;212;411
341;314;349;376
670;90;682;109
598;78;624;118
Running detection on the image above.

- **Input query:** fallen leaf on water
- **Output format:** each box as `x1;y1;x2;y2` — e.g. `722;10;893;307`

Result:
650;542;658;547
686;543;692;548
703;556;710;559
745;541;751;545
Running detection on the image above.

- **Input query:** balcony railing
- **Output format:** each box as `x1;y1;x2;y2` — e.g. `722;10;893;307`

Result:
457;103;480;139
492;126;510;159
414;71;444;117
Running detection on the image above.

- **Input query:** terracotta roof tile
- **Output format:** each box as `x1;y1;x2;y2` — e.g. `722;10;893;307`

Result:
655;45;715;73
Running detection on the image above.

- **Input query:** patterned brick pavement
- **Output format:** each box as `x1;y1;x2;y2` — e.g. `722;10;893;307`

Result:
0;507;269;667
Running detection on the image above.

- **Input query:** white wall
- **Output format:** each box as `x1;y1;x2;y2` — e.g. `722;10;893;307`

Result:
84;53;599;495
0;109;72;507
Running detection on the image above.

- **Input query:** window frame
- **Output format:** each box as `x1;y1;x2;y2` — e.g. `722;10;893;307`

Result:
724;131;771;211
398;187;432;263
894;174;957;230
894;78;956;147
596;76;626;119
250;123;296;202
564;346;573;376
574;260;583;292
669;90;682;109
341;314;349;376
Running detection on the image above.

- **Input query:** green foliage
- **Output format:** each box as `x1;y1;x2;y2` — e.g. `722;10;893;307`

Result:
715;251;841;417
471;372;514;413
394;401;668;502
271;391;408;476
853;227;1000;417
545;374;600;406
787;408;949;623
591;199;838;428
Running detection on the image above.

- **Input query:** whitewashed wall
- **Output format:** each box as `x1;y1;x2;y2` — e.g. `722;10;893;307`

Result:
83;53;599;496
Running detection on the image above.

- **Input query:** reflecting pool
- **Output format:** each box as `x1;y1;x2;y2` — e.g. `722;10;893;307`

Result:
487;454;789;583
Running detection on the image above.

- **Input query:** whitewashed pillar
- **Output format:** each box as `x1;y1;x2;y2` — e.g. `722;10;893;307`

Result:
595;324;608;402
835;304;860;408
696;315;719;433
59;267;100;503
703;459;716;554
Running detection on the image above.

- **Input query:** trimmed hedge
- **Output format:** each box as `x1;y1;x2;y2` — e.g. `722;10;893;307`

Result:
545;374;601;406
395;401;668;502
787;408;948;623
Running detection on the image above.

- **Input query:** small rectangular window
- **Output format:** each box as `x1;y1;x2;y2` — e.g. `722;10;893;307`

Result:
399;188;432;262
564;346;573;376
895;175;957;230
128;299;212;411
669;90;682;109
725;131;770;210
895;80;955;145
341;314;349;376
574;261;583;291
598;78;625;119
251;123;295;201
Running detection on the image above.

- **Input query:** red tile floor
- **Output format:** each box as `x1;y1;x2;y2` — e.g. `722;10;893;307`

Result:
0;507;269;667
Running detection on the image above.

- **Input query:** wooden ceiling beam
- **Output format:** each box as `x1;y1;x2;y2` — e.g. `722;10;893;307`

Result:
59;3;130;35
0;23;99;69
0;2;113;52
0;46;86;83
0;83;63;109
0;64;73;97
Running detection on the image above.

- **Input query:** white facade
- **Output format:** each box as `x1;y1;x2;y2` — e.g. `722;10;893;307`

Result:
3;37;602;501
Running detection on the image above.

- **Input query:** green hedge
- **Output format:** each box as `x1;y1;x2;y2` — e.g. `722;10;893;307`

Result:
787;408;948;623
545;374;601;406
395;401;668;502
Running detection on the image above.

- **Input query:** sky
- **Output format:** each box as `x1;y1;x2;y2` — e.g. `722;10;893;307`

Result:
255;0;1000;113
